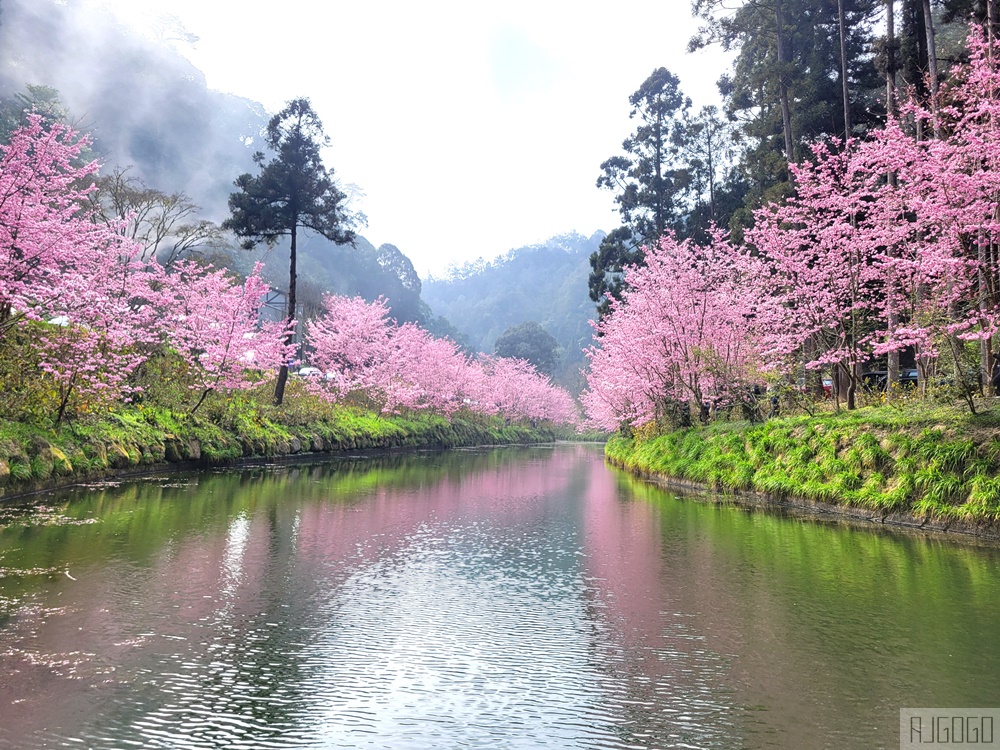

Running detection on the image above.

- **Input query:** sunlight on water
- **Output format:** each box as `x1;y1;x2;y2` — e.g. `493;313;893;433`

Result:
222;513;251;597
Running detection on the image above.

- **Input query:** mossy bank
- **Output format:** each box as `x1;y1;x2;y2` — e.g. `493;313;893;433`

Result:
0;397;563;499
605;403;1000;539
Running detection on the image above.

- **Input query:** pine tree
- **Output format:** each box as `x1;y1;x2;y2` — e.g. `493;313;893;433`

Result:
224;98;356;404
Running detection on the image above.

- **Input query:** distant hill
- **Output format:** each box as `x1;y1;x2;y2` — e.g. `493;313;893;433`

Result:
422;232;603;389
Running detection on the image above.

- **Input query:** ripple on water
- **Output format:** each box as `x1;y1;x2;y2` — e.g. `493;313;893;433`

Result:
1;459;744;750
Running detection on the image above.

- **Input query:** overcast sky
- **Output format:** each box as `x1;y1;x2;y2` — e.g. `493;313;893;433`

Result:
99;0;731;277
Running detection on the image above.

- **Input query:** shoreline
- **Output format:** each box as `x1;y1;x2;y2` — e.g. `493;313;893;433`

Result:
0;442;558;504
606;454;1000;546
0;407;562;503
604;407;1000;546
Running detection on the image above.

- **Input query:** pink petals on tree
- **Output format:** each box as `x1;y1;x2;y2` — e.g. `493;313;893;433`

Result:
582;232;766;432
0;115;291;421
306;295;578;424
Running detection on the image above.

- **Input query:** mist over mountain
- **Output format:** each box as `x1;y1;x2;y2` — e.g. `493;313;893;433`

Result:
0;0;270;221
0;0;433;324
423;232;603;388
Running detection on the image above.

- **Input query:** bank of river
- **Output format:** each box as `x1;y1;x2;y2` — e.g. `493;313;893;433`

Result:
0;404;561;499
1;443;998;749
606;405;1000;540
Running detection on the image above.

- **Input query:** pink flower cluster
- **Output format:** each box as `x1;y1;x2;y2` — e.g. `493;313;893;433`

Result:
0;116;292;419
749;24;1000;376
306;294;578;425
582;232;768;431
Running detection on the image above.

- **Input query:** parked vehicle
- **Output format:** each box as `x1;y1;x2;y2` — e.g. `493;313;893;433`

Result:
796;377;834;397
861;369;918;392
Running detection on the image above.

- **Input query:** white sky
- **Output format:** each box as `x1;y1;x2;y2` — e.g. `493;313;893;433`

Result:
98;0;731;277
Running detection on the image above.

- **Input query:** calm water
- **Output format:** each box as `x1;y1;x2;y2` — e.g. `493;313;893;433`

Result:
0;443;998;749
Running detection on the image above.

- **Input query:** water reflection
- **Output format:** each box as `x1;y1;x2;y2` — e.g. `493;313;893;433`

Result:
0;444;998;749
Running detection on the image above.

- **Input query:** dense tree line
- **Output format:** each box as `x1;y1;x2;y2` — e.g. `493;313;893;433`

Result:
0;103;578;428
584;23;1000;431
590;0;992;318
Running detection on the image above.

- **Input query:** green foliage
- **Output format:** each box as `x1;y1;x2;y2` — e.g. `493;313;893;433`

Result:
494;321;561;377
597;68;692;247
0;321;61;424
0;378;561;496
691;0;883;206
589;72;745;317
9;460;32;483
965;476;1000;521
606;401;1000;527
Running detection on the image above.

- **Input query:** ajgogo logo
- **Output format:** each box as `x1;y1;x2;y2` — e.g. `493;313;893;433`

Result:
900;709;1000;748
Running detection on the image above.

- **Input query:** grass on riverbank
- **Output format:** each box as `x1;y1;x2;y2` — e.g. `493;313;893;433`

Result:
0;380;568;495
605;401;1000;525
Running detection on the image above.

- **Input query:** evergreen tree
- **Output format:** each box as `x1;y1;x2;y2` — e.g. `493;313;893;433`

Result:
691;0;882;216
224;98;356;404
589;227;641;319
494;321;561;377
597;68;692;246
589;68;692;315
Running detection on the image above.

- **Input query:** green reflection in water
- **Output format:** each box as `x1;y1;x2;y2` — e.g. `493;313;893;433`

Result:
0;445;998;750
616;469;1000;748
0;447;549;576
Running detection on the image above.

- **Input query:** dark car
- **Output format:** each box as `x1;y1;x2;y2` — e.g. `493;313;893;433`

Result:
861;369;918;391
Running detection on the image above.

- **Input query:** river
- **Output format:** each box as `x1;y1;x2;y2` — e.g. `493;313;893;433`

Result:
0;443;997;749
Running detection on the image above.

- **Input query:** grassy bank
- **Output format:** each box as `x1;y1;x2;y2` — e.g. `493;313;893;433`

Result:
605;402;1000;532
0;383;564;498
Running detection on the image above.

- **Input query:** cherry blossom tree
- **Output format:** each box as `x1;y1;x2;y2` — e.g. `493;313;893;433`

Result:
583;231;766;431
0;115;161;421
160;261;293;412
0;115;132;335
746;138;901;409
889;25;1000;404
306;294;395;403
306;294;578;425
755;24;1000;411
379;324;469;414
34;253;171;422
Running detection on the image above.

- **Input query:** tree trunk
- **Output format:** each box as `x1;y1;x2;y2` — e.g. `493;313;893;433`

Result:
886;0;897;117
886;212;899;398
707;122;717;222
838;0;852;139
921;0;940;135
190;387;213;414
847;362;857;411
55;375;76;426
273;222;298;405
775;1;795;168
979;229;992;393
886;0;899;394
654;111;665;238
